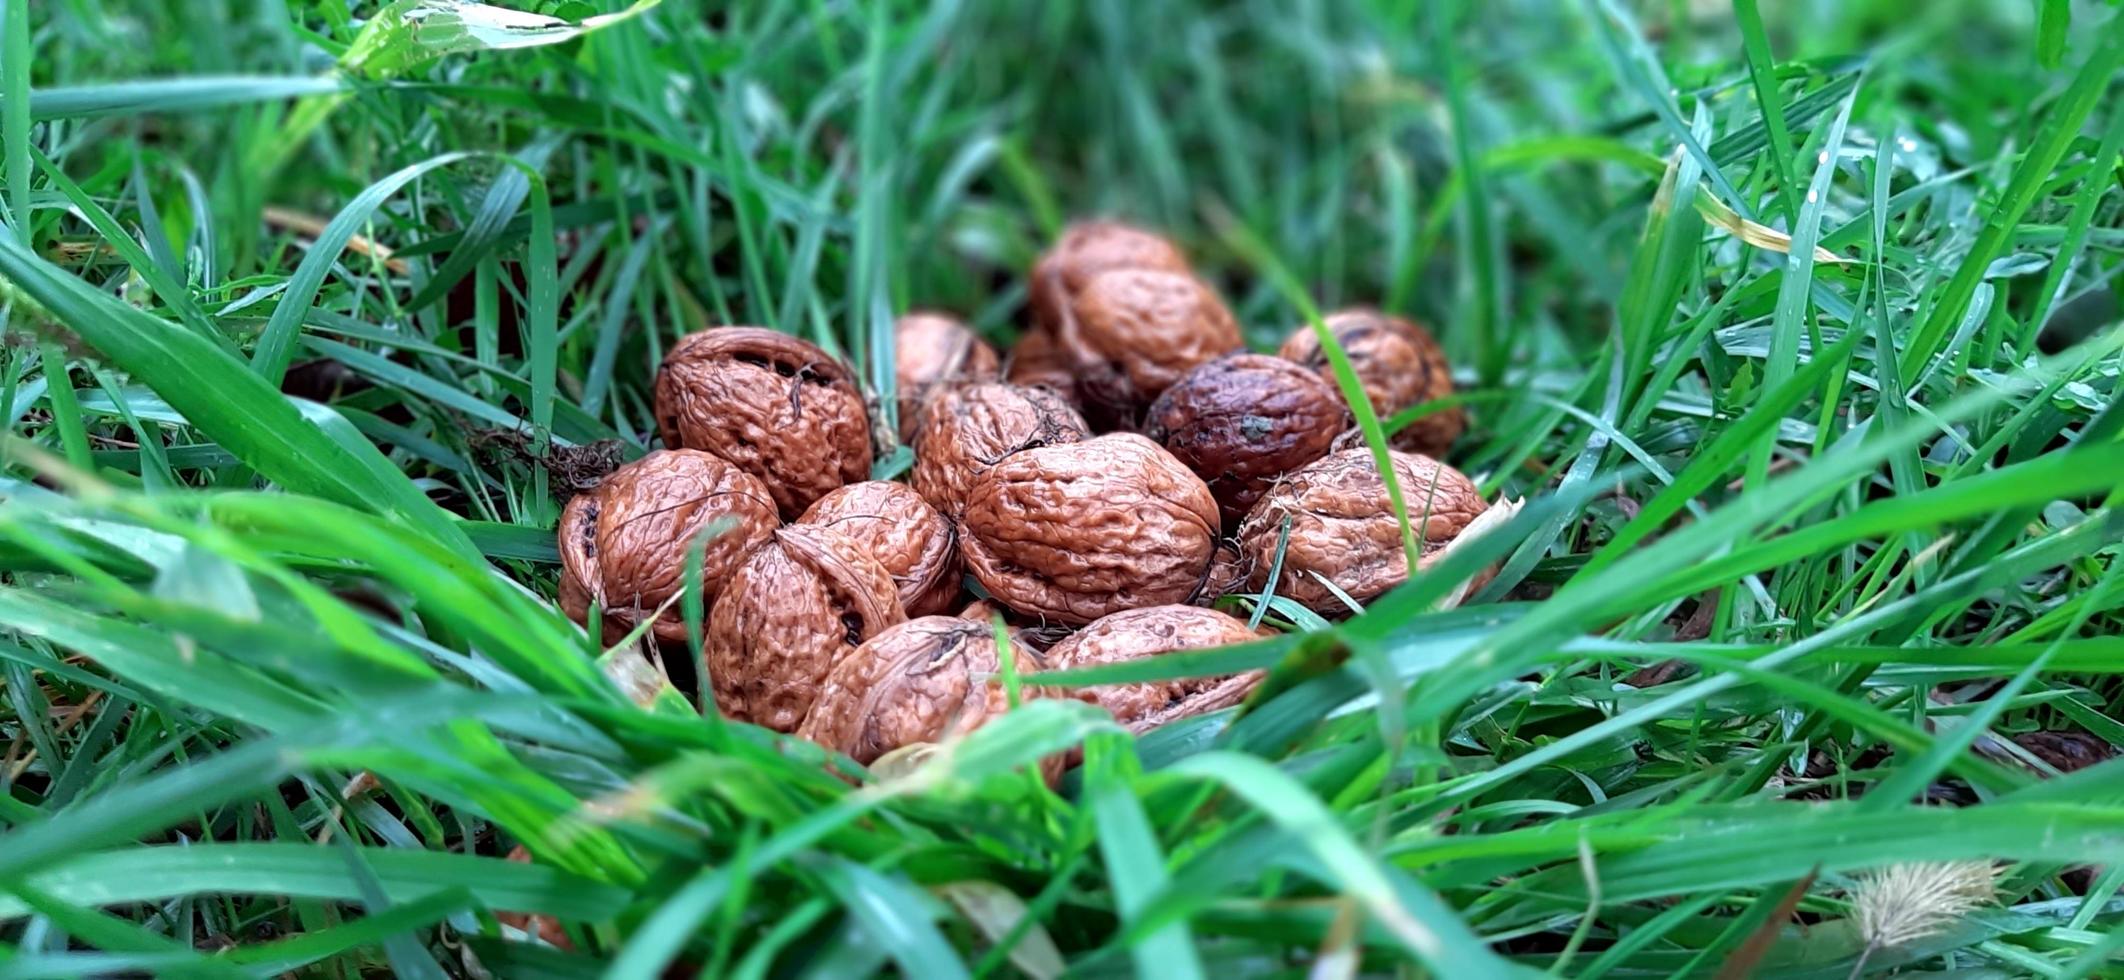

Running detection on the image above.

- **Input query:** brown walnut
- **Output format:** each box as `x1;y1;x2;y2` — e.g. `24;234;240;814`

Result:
798;481;961;617
959;434;1219;625
1193;539;1252;608
1055;268;1242;428
1144;354;1348;526
557;449;778;645
1004;326;1082;408
654;326;873;518
1044;605;1265;733
956;598;1070;652
796;616;1044;765
1235;447;1487;614
1277;308;1465;457
706;524;908;732
893;312;1000;443
957;599;1007;624
909;382;1090;519
1028;220;1190;335
497;846;574;949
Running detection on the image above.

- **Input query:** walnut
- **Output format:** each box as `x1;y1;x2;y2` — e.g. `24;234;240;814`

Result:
959;434;1219;625
909;382;1090;519
497;846;573;949
798;481;960;617
1028;220;1190;334
957;598;1007;623
1277;308;1465;457
1235;447;1488;614
796;616;1044;765
557;449;778;645
955;599;1071;651
654;326;873;518
1044;605;1265;733
893;312;1000;443
1003;326;1081;408
1144;354;1348;525
1192;539;1251;607
706;524;908;731
1053;268;1242;428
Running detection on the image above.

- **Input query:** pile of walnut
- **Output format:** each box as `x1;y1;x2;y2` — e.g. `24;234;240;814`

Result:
558;220;1493;770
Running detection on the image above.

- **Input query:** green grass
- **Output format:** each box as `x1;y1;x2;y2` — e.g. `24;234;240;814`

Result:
1;0;2121;976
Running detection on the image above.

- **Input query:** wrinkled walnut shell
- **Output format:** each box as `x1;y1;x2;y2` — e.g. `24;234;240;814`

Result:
910;382;1091;519
796;616;1044;765
956;599;1069;651
1044;605;1265;733
1057;268;1242;428
1028;220;1190;335
1004;326;1082;408
706;524;909;732
1236;448;1487;614
1193;540;1252;608
655;327;873;518
557;449;779;645
960;434;1219;626
1145;354;1348;526
1277;309;1465;457
798;481;960;617
893;312;1000;443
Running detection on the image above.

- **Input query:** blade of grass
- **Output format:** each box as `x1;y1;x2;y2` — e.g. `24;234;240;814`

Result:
1900;26;2124;382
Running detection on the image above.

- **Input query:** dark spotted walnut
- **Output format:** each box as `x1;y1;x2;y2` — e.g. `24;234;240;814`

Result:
706;524;908;732
1277;308;1465;457
655;326;873;518
1053;268;1242;428
796;616;1045;766
1044;605;1265;733
909;382;1090;519
1236;448;1488;614
798;481;961;617
557;449;778;645
893;312;1000;443
1145;354;1348;526
1028;220;1190;336
959;434;1219;625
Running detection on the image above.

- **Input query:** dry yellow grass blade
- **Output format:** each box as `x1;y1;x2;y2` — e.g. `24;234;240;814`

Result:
262;205;411;275
1696;192;1848;264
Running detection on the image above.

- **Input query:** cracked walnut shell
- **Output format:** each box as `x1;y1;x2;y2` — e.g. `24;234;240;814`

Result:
557;449;778;645
796;616;1044;766
893;312;1000;443
1028;220;1190;335
1236;448;1487;614
1055;268;1242;427
799;481;961;617
706;524;909;732
1277;308;1465;458
1145;354;1348;526
1044;605;1265;733
959;434;1219;626
655;326;873;519
910;382;1090;519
